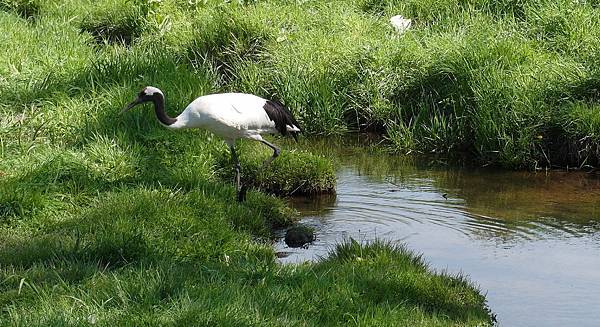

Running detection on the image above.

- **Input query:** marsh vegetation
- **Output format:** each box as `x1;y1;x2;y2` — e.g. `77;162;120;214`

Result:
0;0;499;325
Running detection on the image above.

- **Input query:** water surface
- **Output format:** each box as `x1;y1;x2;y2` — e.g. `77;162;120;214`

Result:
275;137;600;327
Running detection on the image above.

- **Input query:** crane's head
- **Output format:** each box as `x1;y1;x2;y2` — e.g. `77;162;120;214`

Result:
122;86;163;113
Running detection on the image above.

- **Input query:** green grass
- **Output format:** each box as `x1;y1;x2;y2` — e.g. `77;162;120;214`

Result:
1;237;492;326
215;141;336;196
157;0;600;169
4;0;599;168
79;0;148;45
0;0;493;325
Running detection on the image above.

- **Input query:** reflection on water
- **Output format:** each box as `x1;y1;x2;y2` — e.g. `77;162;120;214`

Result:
275;137;600;327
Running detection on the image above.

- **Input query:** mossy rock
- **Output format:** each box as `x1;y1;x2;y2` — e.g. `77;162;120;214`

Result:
284;225;315;248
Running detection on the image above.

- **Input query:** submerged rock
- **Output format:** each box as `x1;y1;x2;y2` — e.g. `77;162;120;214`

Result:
284;225;315;248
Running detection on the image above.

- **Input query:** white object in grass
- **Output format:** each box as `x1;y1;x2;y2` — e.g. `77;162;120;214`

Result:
390;15;412;34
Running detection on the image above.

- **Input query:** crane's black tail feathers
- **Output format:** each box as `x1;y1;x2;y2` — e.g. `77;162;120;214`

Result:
263;100;302;141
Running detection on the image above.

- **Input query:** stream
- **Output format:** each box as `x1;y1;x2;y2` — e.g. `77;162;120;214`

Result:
275;137;600;327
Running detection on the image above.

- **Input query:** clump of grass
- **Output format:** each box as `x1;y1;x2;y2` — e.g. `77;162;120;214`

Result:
0;0;40;19
79;0;148;45
17;150;96;190
184;7;274;85
215;140;336;195
265;3;384;134
375;7;600;168
11;147;138;195
314;239;495;324
84;135;141;182
0;181;44;220
555;101;600;167
0;13;93;107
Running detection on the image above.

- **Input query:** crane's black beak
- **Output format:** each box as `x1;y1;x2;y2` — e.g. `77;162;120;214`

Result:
121;97;143;114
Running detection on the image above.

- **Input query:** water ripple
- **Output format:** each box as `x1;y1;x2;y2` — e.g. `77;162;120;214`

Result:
278;141;600;327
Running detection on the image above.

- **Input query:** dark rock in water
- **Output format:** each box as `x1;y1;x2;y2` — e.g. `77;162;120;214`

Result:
284;225;315;248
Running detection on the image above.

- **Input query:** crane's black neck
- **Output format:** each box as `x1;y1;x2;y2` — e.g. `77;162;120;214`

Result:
151;94;177;126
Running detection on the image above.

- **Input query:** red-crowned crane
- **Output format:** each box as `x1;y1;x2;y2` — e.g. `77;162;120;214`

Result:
122;86;302;202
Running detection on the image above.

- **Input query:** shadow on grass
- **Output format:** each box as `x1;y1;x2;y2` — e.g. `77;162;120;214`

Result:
1;221;493;325
185;7;273;86
215;239;495;325
0;0;40;20
0;183;291;269
0;41;216;111
358;274;491;322
79;3;146;46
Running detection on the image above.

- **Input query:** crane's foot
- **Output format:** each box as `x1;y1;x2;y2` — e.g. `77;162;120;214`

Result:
237;184;247;202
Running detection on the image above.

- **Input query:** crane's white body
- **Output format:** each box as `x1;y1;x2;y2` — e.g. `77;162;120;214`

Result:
167;93;300;145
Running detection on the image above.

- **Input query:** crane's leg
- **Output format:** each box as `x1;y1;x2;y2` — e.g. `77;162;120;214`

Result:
260;139;281;167
230;144;245;202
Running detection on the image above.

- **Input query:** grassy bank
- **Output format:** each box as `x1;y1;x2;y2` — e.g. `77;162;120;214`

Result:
1;0;493;325
28;0;595;169
3;0;598;169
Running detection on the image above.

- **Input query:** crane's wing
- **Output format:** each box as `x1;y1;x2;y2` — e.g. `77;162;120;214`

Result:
263;99;301;140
